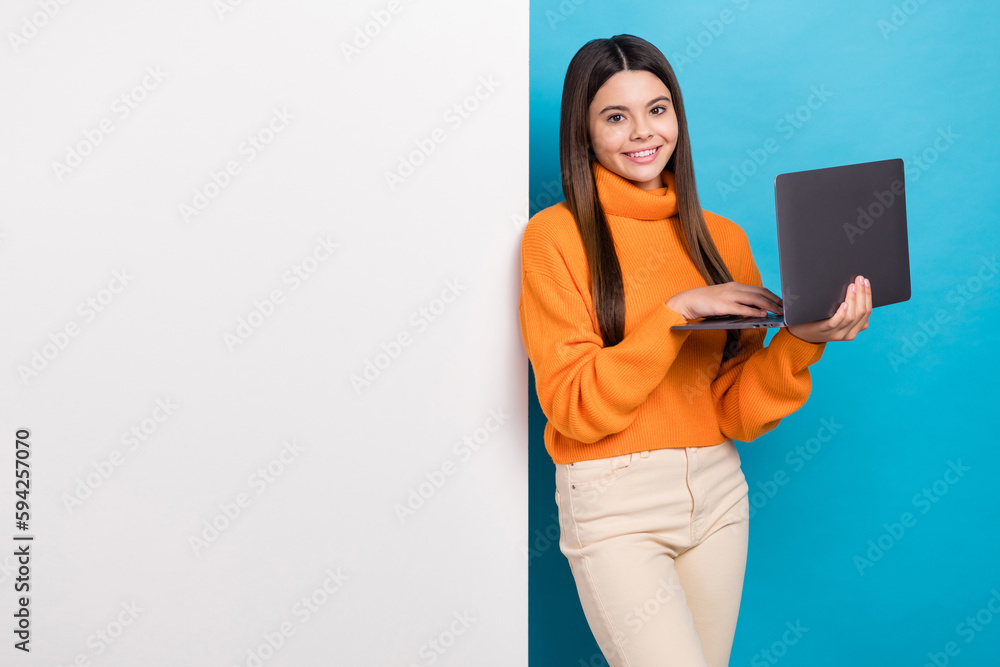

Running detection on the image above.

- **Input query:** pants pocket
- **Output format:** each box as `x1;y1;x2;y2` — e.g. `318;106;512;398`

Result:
566;452;634;487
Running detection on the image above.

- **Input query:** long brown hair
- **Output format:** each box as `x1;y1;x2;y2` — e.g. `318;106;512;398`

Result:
559;34;742;362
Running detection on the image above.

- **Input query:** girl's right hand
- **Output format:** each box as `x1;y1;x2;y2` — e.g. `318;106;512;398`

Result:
665;282;784;320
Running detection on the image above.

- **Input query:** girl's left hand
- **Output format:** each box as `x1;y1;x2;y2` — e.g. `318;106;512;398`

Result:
786;275;872;343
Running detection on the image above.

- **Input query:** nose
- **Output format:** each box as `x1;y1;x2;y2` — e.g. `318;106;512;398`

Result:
631;114;652;141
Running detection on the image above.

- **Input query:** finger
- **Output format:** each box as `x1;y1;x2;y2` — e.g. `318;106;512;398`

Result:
741;298;782;315
810;301;847;338
843;277;862;324
731;283;783;306
839;277;865;333
846;277;873;338
726;303;779;318
733;286;784;313
863;277;872;329
844;310;866;340
827;301;849;334
844;276;870;340
753;285;784;307
753;286;784;307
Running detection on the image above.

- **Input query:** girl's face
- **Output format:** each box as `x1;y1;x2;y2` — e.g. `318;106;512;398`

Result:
587;70;679;190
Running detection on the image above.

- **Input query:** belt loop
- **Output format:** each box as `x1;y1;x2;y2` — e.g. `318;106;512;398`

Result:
640;450;649;459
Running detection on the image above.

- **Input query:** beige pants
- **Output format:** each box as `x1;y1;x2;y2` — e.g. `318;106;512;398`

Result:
555;440;750;667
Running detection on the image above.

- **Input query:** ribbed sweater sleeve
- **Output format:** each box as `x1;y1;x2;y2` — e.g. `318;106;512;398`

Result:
519;232;692;444
710;231;827;441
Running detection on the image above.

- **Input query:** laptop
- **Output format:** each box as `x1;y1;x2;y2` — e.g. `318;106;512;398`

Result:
672;158;911;330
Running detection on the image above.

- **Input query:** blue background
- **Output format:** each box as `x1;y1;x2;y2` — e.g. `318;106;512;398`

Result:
527;2;1000;665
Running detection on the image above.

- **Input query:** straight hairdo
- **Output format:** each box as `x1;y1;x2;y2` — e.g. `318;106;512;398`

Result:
559;34;742;362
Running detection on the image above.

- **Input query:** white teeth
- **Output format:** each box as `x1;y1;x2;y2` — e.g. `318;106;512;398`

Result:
626;147;657;157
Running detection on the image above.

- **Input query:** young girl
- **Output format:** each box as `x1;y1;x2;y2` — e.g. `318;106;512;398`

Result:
518;35;871;666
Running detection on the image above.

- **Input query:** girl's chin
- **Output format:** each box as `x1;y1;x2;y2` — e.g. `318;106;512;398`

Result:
619;162;665;184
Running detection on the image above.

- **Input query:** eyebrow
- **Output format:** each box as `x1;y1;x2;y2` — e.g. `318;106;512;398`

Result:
597;95;671;115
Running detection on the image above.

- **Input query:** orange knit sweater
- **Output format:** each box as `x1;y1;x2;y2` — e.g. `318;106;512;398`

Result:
519;162;827;464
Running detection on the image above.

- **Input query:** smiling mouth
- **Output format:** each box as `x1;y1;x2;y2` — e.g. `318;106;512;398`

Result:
624;146;660;158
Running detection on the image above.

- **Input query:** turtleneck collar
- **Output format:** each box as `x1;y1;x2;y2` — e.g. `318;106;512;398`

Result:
593;161;678;221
